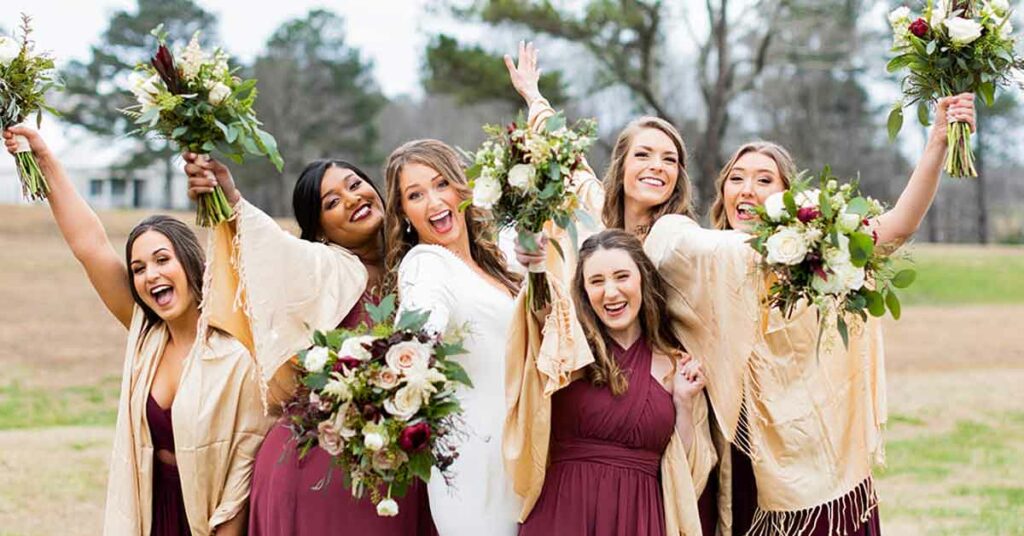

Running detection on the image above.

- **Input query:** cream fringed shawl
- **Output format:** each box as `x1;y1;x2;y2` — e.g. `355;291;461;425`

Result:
204;198;368;412
503;271;717;535
644;215;887;535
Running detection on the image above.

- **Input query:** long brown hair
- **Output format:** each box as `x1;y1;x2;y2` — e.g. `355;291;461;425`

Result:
601;116;696;233
382;139;522;295
125;215;205;325
709;141;797;230
573;229;682;396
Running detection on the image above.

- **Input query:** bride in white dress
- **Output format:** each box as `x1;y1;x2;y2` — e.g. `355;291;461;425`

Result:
383;139;523;536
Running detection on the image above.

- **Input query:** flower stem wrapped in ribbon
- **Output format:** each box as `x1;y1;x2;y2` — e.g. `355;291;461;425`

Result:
0;14;61;201
284;295;472;517
123;25;284;226
748;167;916;350
886;0;1024;178
463;111;597;310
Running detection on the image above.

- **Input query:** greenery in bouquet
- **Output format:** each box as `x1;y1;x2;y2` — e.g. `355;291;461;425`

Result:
283;295;472;517
886;0;1024;177
123;25;283;226
748;167;917;348
0;14;61;201
463;111;597;308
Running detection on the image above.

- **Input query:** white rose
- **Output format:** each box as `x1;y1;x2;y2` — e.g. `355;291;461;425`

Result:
835;263;866;291
303;346;330;373
339;335;375;361
130;73;161;106
472;172;502;210
794;189;821;209
371;367;401;390
824;234;852;264
363;431;385;451
764;228;809;266
944;17;984;46
376;497;399;517
889;6;911;27
385;341;432;374
507;163;536;191
0;36;20;66
811;271;846;295
384;384;423;421
989;0;1010;17
931;0;948;27
764;192;787;221
837;212;862;234
207;81;231;106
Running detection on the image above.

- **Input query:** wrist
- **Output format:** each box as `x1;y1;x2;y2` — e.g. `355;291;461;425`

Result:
673;395;695;411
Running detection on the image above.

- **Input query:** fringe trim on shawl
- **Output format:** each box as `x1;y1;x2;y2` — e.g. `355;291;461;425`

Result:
747;478;878;536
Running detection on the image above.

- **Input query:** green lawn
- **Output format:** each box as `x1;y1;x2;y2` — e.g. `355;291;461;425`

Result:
0;376;120;429
897;245;1024;305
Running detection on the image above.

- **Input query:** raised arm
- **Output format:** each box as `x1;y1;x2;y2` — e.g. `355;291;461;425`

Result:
873;93;976;246
4;127;134;327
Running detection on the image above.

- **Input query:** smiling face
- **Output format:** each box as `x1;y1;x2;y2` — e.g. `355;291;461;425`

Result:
722;151;787;232
398;162;467;249
622;127;680;213
129;230;195;322
581;247;644;342
317;165;385;249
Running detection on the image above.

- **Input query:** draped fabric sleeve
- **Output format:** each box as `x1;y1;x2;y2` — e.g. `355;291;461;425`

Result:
503;270;594;521
204;199;368;411
643;215;761;445
396;246;456;334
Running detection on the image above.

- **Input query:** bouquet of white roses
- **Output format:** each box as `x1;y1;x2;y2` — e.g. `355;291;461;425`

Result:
748;167;916;348
283;295;471;517
0;14;60;201
464;111;597;309
886;0;1024;177
123;25;283;226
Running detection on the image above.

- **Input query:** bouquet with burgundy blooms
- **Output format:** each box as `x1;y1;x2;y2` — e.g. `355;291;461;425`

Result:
464;111;597;310
748;167;916;350
0;14;60;200
284;295;472;517
886;0;1023;177
123;25;283;226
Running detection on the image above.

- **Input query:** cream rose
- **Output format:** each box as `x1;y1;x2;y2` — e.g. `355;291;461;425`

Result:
0;36;20;66
371;366;401;390
765;228;809;265
384;384;422;421
888;6;911;27
837;212;862;234
207;81;231;106
472;172;502;210
340;335;376;361
363;431;385;451
317;418;345;456
376;497;399;517
385;341;431;374
764;192;787;221
303;346;330;373
507;163;536;191
944;17;984;46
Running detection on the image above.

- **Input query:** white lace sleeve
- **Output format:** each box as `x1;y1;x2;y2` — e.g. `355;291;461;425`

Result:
396;246;456;334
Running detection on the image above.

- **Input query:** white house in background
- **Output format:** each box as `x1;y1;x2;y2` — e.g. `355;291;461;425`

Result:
0;137;191;210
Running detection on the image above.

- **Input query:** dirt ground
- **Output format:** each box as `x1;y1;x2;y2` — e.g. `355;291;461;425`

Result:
1;205;1022;535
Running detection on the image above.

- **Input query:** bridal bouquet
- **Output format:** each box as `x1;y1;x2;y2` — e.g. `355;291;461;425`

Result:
284;295;471;517
886;0;1024;177
464;111;597;309
124;25;283;226
0;15;60;200
748;167;916;348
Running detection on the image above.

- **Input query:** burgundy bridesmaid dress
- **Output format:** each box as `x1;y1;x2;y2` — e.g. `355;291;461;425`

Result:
147;395;190;536
248;295;437;535
519;337;676;536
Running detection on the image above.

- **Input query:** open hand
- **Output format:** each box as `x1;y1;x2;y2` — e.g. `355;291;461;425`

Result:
503;41;543;104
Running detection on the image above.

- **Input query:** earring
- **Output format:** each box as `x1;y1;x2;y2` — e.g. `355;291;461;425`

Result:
405;219;412;233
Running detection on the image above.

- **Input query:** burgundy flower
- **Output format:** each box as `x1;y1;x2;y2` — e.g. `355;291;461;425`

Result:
872;230;879;244
333;356;363;373
908;18;930;38
796;206;820;223
398;422;432;453
362;403;380;422
150;44;182;95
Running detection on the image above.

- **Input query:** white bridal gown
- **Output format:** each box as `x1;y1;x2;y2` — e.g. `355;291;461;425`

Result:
398;243;519;536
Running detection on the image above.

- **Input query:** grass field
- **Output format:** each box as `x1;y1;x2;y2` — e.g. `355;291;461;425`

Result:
0;205;1022;535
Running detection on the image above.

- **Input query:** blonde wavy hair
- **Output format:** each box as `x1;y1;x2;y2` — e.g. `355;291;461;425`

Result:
602;116;696;232
382;139;522;296
709;141;798;230
572;229;683;396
